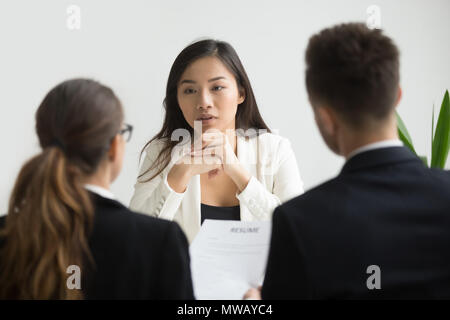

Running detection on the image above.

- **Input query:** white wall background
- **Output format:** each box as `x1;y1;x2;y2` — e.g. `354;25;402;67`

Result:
0;0;449;215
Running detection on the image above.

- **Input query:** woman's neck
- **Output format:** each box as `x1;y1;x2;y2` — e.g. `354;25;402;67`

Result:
82;167;111;190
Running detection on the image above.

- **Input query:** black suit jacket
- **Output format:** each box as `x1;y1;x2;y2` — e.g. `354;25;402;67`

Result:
262;146;450;299
0;192;194;299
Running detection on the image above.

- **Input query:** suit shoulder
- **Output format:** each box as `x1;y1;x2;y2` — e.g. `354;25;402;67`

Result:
131;210;180;237
429;168;450;181
428;168;450;195
284;176;341;203
279;177;342;217
119;210;188;260
94;199;178;244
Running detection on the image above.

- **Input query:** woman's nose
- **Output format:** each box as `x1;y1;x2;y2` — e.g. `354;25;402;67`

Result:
196;89;213;109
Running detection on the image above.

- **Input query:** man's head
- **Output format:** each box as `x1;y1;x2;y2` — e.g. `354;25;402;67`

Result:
305;23;401;155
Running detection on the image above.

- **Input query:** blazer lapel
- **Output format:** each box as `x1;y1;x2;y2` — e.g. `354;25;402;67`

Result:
183;174;201;242
237;134;258;221
237;134;258;176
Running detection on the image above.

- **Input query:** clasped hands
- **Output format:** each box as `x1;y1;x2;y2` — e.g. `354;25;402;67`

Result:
174;131;241;179
168;131;251;193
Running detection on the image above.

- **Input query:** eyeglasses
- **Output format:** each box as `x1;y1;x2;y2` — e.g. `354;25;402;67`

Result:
119;123;133;142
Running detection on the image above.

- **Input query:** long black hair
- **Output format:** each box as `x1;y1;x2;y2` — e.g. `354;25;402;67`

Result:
139;39;270;182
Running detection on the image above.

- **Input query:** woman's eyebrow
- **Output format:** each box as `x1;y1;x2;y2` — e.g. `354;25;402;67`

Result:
180;76;227;85
208;76;226;82
180;79;196;84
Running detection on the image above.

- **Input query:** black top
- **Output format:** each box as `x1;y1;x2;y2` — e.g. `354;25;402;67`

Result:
0;192;195;300
200;203;240;225
262;146;450;299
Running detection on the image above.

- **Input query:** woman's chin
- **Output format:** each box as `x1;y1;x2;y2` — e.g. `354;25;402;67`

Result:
201;124;222;132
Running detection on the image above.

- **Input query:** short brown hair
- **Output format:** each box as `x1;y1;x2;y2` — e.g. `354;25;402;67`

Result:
305;23;400;128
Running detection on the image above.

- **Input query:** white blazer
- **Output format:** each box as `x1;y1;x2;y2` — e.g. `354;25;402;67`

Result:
129;132;304;243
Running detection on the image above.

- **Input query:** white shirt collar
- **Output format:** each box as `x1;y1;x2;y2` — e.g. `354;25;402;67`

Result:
84;184;116;200
347;139;403;161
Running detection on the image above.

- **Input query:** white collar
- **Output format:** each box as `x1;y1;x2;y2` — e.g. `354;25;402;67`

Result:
84;184;116;201
346;139;403;161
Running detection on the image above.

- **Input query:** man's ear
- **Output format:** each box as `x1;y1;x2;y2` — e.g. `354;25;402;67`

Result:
315;106;337;136
394;86;402;108
108;135;120;161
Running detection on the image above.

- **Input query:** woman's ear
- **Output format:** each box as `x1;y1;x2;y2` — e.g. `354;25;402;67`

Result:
108;135;120;162
238;87;246;105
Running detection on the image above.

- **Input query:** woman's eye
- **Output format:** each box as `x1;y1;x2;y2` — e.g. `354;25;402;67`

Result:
184;88;195;94
212;86;224;91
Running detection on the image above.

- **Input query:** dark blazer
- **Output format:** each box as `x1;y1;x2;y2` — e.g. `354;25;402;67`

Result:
262;146;450;299
0;192;194;299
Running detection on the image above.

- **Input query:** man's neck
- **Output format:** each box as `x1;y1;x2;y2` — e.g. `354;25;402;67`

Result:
341;125;399;160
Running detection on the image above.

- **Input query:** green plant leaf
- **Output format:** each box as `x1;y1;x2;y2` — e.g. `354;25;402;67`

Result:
431;90;450;169
396;111;417;155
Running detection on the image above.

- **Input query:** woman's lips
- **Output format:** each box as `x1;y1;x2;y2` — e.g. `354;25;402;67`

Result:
196;116;217;124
